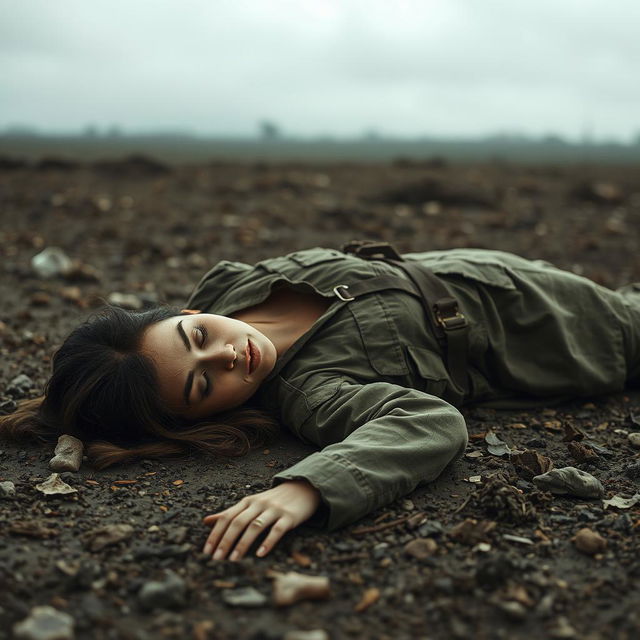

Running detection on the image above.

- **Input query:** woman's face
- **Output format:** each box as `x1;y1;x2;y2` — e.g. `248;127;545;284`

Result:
140;313;277;420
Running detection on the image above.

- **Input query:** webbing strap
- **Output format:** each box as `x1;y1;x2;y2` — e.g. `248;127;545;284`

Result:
339;241;470;401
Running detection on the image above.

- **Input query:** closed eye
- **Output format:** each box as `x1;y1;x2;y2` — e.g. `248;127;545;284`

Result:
194;324;208;347
201;372;211;399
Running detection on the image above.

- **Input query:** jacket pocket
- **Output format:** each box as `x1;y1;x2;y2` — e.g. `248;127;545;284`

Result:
349;294;409;377
405;345;449;397
424;258;517;290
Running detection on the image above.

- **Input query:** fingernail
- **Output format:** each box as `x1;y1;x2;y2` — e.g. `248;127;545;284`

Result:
213;549;224;561
203;544;212;555
257;546;266;557
230;550;239;562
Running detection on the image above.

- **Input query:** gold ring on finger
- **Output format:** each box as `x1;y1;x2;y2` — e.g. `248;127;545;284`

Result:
253;517;265;527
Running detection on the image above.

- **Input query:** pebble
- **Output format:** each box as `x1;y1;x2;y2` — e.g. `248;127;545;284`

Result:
628;432;640;448
404;537;438;560
222;586;267;608
572;528;607;555
623;461;640;480
138;570;187;611
31;247;73;278
272;572;331;607
496;600;528;621
82;523;134;551
548;615;577;638
49;435;84;472
418;519;444;537
35;473;77;496
532;466;604;498
7;374;33;397
284;631;329;640
13;605;74;640
0;480;16;499
107;292;143;310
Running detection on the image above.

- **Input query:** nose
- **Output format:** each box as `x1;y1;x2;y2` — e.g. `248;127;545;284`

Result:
199;343;236;370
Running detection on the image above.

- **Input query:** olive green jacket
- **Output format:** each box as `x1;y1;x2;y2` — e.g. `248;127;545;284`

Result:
187;248;635;530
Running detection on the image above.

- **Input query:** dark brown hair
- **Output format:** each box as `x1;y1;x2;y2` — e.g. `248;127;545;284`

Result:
0;306;278;468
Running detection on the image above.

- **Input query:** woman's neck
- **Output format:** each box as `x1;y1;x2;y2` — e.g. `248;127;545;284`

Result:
231;287;331;356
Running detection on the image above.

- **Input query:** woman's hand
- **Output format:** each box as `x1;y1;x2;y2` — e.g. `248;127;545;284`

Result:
201;479;321;561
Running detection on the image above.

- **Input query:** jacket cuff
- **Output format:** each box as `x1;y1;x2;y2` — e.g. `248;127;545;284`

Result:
271;451;372;531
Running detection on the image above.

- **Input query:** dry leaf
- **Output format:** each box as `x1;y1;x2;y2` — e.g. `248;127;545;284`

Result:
485;430;511;456
602;493;640;509
354;587;380;613
510;450;554;480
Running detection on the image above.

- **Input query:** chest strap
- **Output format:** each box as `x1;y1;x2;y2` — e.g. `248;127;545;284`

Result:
338;241;470;401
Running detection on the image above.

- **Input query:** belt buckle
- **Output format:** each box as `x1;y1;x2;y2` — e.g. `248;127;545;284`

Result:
333;284;355;301
435;307;467;330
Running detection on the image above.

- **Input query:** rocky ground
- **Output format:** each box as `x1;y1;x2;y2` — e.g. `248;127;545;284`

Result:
0;156;639;640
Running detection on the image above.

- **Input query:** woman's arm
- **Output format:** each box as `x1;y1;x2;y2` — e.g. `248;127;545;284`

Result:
201;381;468;560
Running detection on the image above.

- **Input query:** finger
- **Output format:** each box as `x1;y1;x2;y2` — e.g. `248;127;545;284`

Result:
202;503;251;555
228;510;279;562
211;506;265;560
254;515;294;558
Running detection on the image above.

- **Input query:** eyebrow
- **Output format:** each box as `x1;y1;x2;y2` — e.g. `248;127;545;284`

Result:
177;320;194;406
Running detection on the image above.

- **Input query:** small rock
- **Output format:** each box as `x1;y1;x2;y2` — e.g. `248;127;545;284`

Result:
623;462;640;480
13;605;74;640
572;528;607;555
449;518;496;545
406;512;427;529
82;523;134;551
548;615;577;638
222;586;267;608
418;519;444;537
272;572;331;607
7;374;33;397
628;432;640;448
35;473;77;496
32;247;73;278
166;526;188;544
107;292;143;310
0;480;16;499
284;631;330;640
49;435;84;472
496;600;527;621
532;467;604;498
138;570;187;611
30;292;51;306
404;537;438;560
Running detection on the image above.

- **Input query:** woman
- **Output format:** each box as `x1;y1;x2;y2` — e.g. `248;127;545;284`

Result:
2;244;639;563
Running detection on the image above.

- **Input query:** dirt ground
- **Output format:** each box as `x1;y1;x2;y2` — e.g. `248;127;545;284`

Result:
1;157;639;640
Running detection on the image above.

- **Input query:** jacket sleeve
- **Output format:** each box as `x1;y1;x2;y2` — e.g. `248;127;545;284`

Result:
270;380;468;531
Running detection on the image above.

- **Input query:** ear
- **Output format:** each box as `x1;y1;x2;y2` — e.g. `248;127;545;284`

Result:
180;309;201;314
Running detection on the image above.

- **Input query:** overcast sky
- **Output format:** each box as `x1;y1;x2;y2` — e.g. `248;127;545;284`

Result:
1;0;639;141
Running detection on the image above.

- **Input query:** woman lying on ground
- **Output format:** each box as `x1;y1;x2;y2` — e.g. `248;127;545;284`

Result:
1;242;639;563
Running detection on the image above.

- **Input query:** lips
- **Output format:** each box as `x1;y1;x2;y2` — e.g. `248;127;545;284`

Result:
247;339;261;375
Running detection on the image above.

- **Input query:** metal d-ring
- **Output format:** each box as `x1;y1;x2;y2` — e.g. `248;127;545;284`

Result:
333;284;355;301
